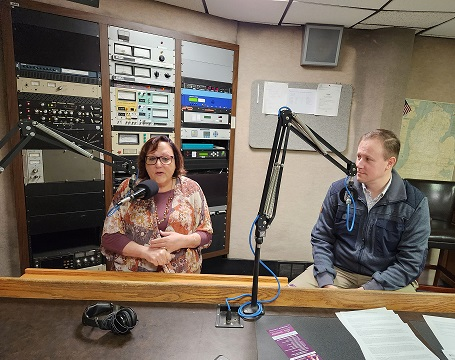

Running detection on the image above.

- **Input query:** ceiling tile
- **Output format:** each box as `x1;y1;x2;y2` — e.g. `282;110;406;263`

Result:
283;2;375;27
362;11;455;28
205;0;288;25
353;24;422;33
352;24;392;30
152;0;205;13
147;0;455;38
294;0;388;10
384;0;455;12
421;18;455;38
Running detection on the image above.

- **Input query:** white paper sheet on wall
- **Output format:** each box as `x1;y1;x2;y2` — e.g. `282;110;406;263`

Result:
315;83;342;116
287;88;317;114
262;81;288;115
250;80;352;151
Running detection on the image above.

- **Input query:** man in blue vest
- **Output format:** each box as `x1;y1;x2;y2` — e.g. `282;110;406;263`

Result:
290;129;430;291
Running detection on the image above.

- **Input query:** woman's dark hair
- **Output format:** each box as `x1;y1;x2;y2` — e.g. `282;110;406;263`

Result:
137;135;186;179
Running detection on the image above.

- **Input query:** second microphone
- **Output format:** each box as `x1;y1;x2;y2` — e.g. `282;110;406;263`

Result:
115;179;159;207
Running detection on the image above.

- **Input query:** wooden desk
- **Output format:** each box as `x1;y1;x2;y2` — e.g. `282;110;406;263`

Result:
0;269;454;359
1;268;454;312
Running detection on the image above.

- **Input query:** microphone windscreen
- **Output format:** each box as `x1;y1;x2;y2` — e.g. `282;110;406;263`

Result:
135;179;159;200
339;187;358;204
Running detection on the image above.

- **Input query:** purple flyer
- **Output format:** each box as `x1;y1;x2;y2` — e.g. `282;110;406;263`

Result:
267;324;322;360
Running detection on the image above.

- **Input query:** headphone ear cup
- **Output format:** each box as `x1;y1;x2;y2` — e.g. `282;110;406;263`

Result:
82;302;113;328
82;303;137;335
110;307;137;335
122;307;138;325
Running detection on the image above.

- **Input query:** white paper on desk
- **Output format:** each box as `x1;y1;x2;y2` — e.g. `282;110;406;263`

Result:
287;88;316;114
315;83;342;116
337;308;439;360
424;315;455;351
356;325;439;360
262;81;288;115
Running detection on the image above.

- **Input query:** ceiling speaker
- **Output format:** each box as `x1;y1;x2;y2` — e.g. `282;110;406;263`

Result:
301;24;343;67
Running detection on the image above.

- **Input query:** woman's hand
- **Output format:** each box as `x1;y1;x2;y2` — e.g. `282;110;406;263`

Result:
149;230;201;253
122;241;173;266
143;247;174;266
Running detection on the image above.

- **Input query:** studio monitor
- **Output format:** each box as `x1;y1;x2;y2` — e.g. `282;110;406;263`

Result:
301;24;343;67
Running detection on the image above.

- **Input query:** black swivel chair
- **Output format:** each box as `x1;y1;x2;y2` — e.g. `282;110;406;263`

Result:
405;178;455;292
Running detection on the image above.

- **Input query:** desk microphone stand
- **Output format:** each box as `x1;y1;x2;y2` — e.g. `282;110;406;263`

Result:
0;119;137;177
242;107;357;320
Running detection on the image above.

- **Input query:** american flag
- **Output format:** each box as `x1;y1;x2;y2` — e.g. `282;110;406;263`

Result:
403;100;412;116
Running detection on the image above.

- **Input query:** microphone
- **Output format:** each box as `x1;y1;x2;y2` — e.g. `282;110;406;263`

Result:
115;179;159;207
339;177;358;204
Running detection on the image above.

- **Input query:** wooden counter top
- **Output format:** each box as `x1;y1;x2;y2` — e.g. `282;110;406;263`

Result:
0;268;454;313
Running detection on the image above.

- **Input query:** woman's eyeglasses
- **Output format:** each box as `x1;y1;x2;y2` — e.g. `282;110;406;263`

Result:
145;155;174;165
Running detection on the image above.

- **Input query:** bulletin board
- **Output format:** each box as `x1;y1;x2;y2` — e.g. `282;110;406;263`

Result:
249;80;353;151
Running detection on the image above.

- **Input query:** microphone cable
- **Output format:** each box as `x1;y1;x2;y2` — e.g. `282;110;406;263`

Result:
344;176;356;232
107;172;139;217
107;190;131;217
224;215;281;320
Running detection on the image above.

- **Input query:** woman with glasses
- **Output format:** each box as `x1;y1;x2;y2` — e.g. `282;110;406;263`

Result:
101;135;213;272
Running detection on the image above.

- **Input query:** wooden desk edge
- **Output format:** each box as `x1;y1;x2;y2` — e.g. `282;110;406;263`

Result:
0;269;454;313
21;268;287;284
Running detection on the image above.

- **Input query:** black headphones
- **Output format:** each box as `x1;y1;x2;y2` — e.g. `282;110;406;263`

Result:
82;302;138;335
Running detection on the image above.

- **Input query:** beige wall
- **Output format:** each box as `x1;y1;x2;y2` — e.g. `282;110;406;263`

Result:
0;0;454;276
230;25;415;261
407;36;455;105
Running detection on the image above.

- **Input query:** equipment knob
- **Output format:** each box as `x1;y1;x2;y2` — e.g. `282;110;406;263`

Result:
164;73;171;79
159;55;165;62
154;71;160;78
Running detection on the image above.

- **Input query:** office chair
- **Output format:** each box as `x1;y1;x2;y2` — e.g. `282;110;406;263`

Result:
405;179;455;292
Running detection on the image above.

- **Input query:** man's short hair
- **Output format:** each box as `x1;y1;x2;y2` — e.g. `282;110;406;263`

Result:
359;129;400;160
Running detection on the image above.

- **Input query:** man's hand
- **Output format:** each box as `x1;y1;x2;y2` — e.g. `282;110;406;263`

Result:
322;284;338;289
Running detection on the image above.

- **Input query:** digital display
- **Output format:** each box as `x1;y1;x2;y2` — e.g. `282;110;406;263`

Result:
134;66;151;78
133;46;151;59
117;90;136;101
118;133;139;145
114;43;133;56
152;109;168;118
123;149;138;154
115;64;133;75
152;94;168;104
189;96;198;102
